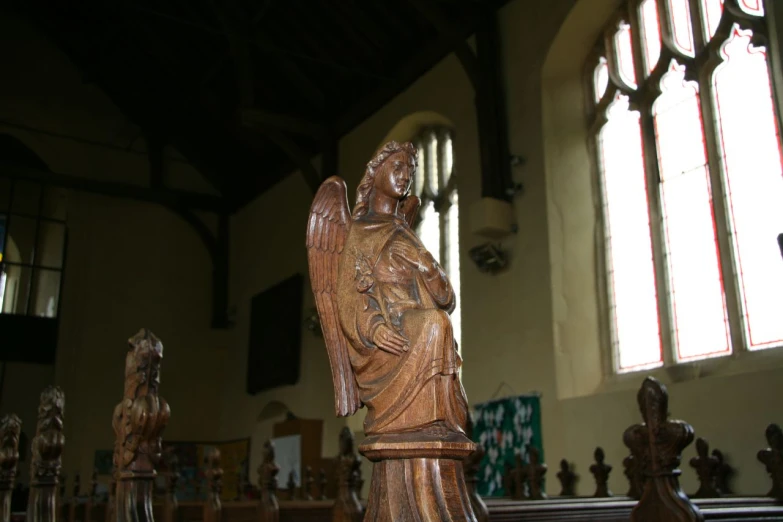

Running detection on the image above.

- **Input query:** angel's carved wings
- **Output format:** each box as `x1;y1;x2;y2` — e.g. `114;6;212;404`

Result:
306;176;361;417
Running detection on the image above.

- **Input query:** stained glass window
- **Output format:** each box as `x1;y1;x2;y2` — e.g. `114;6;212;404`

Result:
587;1;783;372
599;94;662;370
712;26;783;350
413;129;461;350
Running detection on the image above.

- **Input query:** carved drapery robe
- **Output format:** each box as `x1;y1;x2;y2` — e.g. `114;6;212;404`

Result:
338;214;468;435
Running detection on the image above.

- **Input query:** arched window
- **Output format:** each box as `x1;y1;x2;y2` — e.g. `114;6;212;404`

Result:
0;179;67;317
412;128;461;349
587;1;783;372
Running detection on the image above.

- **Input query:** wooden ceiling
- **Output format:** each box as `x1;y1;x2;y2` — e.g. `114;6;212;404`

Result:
16;0;509;212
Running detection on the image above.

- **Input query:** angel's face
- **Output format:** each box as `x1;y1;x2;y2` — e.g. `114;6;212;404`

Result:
375;151;414;200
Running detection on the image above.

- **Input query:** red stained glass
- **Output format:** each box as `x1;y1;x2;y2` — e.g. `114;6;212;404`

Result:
667;0;695;56
598;94;662;371
653;61;731;361
614;22;638;89
700;0;724;41
640;0;662;74
713;27;783;350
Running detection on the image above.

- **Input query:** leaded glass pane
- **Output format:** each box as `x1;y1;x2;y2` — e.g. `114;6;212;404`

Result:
598;94;662;371
653;61;730;361
713;27;783;350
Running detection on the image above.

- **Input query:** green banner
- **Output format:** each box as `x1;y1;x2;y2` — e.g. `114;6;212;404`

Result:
472;394;543;497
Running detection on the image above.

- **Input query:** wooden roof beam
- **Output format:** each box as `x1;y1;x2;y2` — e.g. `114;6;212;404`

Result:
406;0;480;89
241;109;325;139
0;162;227;212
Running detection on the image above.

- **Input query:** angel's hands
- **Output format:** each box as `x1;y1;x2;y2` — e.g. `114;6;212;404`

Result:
372;324;409;356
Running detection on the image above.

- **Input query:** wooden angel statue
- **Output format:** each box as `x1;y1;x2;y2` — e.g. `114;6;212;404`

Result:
306;140;468;436
307;141;476;521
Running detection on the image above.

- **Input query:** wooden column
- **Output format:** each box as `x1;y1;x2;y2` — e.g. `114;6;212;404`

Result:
84;470;98;522
0;414;21;522
67;474;79;522
203;448;223;522
462;415;489;522
27;386;65;522
112;329;170;522
105;469;116;522
162;454;179;522
474;10;513;201
257;440;279;522
333;428;362;522
757;423;783;501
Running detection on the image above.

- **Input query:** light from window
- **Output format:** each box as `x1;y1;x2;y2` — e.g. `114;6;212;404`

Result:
447;192;461;349
588;0;783;372
594;58;609;103
0;270;5;310
413;130;461;350
668;0;695;56
640;0;662;74
654;61;731;361
699;0;724;41
419;200;441;262
739;0;763;16
614;23;637;89
599;94;662;371
713;26;783;350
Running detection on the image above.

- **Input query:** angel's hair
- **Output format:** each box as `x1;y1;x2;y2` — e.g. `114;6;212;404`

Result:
353;141;418;218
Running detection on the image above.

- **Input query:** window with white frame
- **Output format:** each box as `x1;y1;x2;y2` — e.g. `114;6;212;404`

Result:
587;0;783;373
412;128;461;350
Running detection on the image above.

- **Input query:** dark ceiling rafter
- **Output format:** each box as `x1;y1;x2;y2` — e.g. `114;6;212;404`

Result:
0;162;225;212
10;0;515;308
406;0;480;89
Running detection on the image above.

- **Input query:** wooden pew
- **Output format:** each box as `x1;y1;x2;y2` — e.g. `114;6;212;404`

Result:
481;377;783;522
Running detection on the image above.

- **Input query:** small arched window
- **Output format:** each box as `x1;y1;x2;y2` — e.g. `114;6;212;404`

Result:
587;0;783;372
412;128;461;350
0;179;67;317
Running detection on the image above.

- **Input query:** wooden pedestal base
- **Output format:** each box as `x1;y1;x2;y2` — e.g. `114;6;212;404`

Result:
360;429;477;522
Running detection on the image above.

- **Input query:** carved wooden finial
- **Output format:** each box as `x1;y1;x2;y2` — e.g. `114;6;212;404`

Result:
58;474;66;502
257;440;279;522
502;462;514;498
89;469;98;498
0;414;22;522
623;377;703;522
68;473;80;522
113;329;170;522
318;468;327;500
105;468;116;522
757;423;783;501
301;466;313;501
712;449;733;495
352;465;364;500
623;453;644;499
556;459;577;497
334;427;363;522
162;449;179;522
690;437;721;498
511;453;526;500
286;470;296;500
463;414;489;522
27;385;65;522
522;446;547;500
204;448;223;522
590;447;612;498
